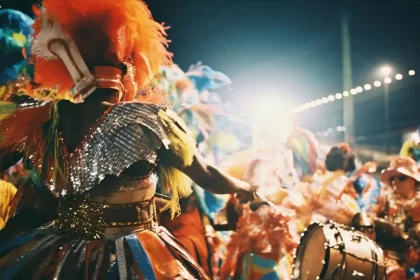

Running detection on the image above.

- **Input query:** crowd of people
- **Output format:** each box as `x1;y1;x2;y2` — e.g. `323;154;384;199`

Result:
1;2;420;279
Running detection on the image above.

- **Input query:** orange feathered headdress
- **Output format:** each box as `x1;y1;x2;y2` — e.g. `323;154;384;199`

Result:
32;0;172;101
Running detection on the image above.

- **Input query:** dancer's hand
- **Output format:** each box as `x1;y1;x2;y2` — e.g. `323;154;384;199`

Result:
235;184;257;203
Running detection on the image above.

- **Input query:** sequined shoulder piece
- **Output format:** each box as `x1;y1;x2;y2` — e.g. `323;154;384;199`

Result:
63;102;172;194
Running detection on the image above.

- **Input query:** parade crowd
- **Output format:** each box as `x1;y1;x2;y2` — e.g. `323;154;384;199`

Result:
1;2;420;279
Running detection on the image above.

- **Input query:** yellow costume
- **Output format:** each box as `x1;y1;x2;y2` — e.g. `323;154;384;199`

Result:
0;180;17;229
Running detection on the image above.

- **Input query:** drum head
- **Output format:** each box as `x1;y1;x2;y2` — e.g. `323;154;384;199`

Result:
293;225;326;280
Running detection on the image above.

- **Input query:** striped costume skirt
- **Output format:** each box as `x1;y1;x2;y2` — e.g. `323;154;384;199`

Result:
0;225;209;279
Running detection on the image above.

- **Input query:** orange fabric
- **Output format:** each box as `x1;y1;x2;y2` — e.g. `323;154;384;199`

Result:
220;205;297;279
32;0;172;100
160;202;211;277
94;66;124;93
136;230;197;280
0;105;51;157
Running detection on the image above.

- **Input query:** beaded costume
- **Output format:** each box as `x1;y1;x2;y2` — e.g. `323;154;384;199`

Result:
0;1;210;279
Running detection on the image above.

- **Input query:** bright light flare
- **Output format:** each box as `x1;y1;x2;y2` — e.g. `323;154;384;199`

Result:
356;86;363;93
350;88;358;95
384;77;392;84
343;91;349;97
328;95;335;101
374;81;382;87
250;97;294;142
380;66;393;76
335;93;343;99
409;70;416;76
395;74;403;80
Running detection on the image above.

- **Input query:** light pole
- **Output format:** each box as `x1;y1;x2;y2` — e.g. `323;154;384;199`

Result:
380;66;392;153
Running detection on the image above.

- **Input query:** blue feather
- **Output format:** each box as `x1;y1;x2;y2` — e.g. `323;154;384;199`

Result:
0;9;34;83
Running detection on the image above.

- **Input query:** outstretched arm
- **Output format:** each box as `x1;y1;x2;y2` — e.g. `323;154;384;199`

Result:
159;148;255;202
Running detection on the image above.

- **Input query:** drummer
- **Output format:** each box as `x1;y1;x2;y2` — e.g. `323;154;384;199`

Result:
378;156;420;279
379;156;420;232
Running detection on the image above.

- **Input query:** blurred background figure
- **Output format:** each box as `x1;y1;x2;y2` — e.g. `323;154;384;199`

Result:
401;127;420;167
376;157;420;279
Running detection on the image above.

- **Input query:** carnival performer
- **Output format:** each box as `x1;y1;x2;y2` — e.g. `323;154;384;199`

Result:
349;160;381;213
219;202;296;280
307;144;361;225
217;152;309;280
0;1;256;278
376;157;420;279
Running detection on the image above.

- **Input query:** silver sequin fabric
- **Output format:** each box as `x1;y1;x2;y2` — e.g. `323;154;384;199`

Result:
59;102;171;195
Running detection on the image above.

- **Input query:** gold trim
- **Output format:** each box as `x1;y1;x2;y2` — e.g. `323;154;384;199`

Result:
57;196;157;239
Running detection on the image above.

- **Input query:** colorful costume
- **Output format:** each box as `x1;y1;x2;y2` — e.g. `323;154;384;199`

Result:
155;63;235;279
219;204;296;280
377;157;420;279
307;170;361;225
0;9;73;239
159;194;217;278
287;127;320;181
0;180;17;229
401;128;420;166
0;1;210;278
0;9;33;233
350;166;382;213
218;152;304;280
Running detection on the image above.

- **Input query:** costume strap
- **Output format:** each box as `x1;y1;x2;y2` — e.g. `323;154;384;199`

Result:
32;9;96;102
94;66;124;99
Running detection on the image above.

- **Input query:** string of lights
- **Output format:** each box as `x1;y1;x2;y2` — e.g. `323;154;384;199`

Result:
294;69;416;113
316;126;346;138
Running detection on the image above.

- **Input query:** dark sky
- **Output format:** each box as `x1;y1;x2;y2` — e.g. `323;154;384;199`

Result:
151;0;420;106
2;0;420;107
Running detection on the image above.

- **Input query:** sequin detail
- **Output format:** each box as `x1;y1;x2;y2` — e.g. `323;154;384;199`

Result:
53;102;171;195
56;195;157;240
56;195;105;240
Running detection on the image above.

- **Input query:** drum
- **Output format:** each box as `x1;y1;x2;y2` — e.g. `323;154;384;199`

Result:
292;221;386;280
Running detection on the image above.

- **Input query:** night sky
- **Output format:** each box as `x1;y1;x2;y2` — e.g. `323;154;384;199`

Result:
2;0;420;144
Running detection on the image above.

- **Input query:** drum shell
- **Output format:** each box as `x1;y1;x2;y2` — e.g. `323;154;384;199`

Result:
292;222;386;280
